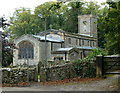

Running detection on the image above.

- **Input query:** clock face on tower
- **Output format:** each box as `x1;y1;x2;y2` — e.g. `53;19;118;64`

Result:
78;15;97;37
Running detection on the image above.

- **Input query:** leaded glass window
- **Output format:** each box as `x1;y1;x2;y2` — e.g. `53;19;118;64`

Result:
18;41;34;59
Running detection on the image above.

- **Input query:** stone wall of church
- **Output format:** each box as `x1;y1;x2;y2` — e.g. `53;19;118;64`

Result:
39;42;52;61
13;35;41;66
40;42;65;62
68;51;80;61
78;15;97;38
51;42;62;51
65;35;97;48
51;54;66;61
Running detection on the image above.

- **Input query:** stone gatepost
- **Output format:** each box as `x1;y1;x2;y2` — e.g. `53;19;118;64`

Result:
96;55;104;77
40;67;47;82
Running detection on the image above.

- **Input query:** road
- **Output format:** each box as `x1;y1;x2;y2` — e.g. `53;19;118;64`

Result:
2;75;120;92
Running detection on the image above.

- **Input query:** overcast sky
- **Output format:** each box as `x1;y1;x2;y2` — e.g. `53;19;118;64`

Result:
0;0;56;17
0;0;106;18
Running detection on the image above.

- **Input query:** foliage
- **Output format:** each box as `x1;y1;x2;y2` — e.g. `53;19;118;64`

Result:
8;8;35;39
7;1;120;55
8;1;102;38
97;5;109;48
34;2;67;31
82;48;107;63
73;48;107;64
88;48;107;58
0;16;10;29
73;62;96;78
73;48;108;77
99;2;120;54
0;16;16;67
1;32;16;67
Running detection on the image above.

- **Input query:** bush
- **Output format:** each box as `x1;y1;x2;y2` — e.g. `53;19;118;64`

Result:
73;62;96;78
72;48;107;78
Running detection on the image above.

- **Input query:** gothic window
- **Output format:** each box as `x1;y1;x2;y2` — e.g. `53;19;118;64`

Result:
18;41;34;59
68;38;71;44
82;39;84;45
90;40;92;47
88;40;90;46
79;39;81;46
76;39;78;45
93;41;95;47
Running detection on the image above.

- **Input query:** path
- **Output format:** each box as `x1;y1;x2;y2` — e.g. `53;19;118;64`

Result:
2;75;120;91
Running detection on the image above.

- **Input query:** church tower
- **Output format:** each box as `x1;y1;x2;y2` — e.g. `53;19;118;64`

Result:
78;15;97;38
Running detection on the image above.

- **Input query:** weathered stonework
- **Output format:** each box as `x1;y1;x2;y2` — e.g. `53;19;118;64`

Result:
13;15;98;66
13;35;40;66
78;15;97;38
40;62;96;82
2;67;37;84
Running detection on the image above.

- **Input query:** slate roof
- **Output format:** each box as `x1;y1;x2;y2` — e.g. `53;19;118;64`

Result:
37;29;65;36
77;46;97;50
33;35;64;43
57;48;73;52
56;46;96;52
52;46;97;54
80;34;93;37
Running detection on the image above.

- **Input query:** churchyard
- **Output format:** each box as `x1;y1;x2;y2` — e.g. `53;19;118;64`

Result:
0;1;120;92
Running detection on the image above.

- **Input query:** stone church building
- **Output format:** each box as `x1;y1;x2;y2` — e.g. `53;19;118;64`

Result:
13;15;97;66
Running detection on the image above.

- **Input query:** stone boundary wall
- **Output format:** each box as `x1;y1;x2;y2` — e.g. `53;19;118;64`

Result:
2;67;37;84
40;62;96;82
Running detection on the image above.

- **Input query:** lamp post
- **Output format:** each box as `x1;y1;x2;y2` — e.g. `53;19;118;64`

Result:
38;14;47;62
38;14;47;81
26;48;29;82
44;18;47;62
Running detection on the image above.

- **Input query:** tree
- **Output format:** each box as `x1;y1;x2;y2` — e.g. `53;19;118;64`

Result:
99;1;120;54
9;8;35;39
97;5;109;48
0;16;16;67
8;1;102;37
63;2;85;33
1;32;16;67
34;2;66;31
0;16;10;28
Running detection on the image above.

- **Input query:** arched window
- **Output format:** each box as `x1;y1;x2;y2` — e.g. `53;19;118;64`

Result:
18;41;34;59
68;38;71;44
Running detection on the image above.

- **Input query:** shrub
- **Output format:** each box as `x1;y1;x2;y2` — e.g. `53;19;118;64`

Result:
72;48;107;78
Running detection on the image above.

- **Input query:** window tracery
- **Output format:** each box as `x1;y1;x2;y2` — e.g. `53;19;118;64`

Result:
18;41;34;59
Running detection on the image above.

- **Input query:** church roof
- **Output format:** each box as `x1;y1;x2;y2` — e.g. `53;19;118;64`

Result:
37;29;65;36
52;46;97;54
57;46;96;52
33;35;64;43
77;46;97;50
57;47;73;51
